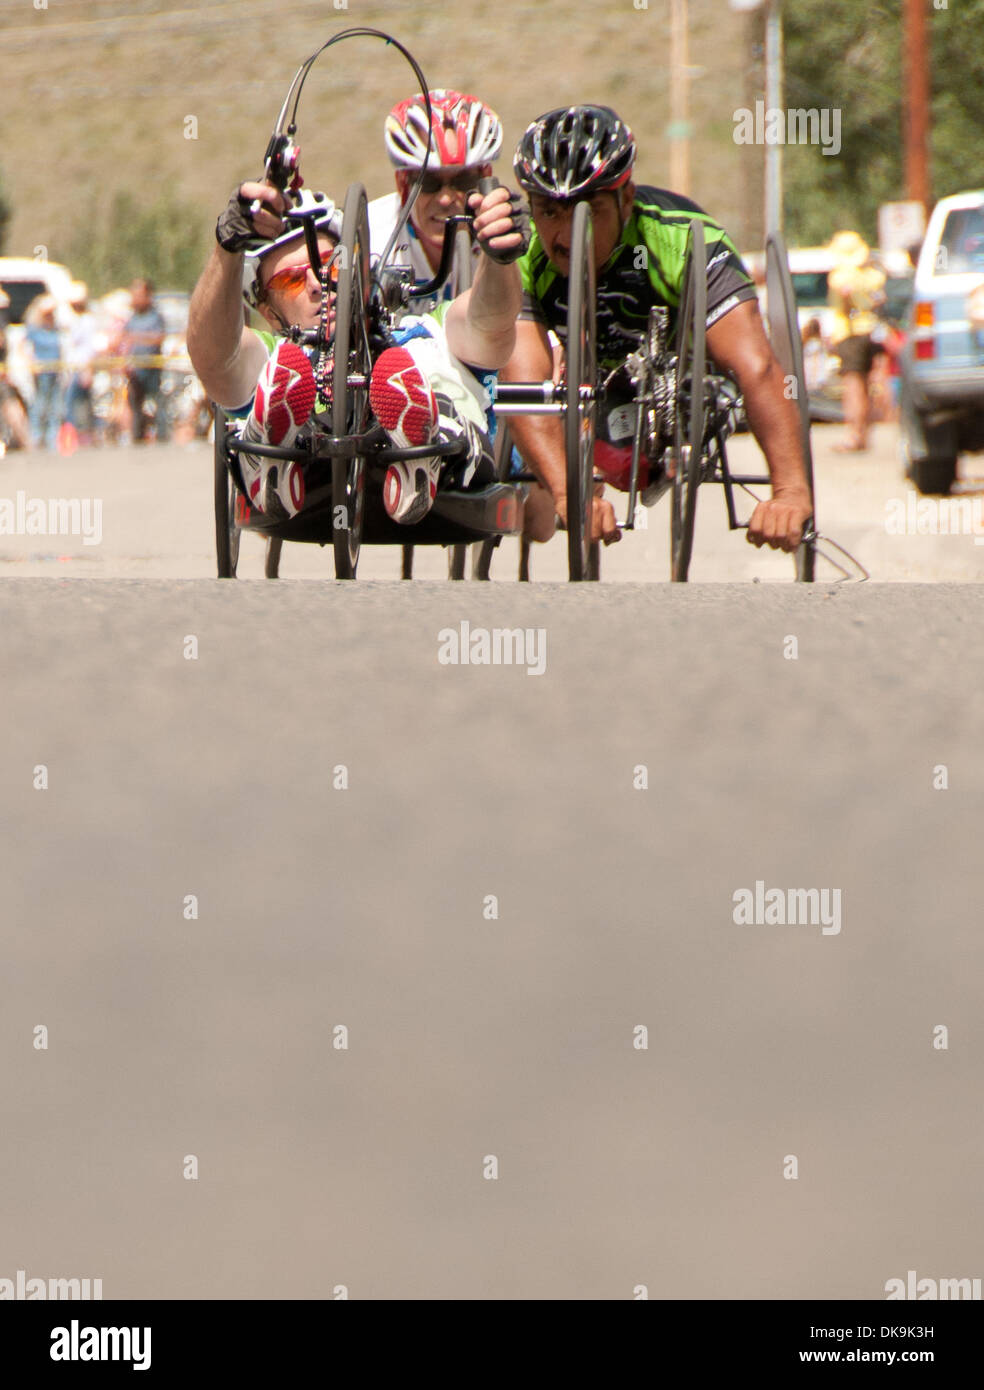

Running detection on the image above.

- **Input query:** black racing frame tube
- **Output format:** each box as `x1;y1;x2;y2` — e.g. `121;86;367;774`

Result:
226;435;468;464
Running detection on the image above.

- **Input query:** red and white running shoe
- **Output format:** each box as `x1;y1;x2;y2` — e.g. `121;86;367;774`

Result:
261;460;306;519
381;455;441;525
370;346;441;524
239;341;316;516
252;341;317;446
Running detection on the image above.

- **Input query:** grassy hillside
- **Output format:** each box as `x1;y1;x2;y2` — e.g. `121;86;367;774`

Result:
2;0;766;289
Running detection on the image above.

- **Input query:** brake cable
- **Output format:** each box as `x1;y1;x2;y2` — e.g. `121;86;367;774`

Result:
258;28;434;280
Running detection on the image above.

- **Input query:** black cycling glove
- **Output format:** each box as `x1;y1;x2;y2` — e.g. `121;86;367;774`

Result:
215;187;265;254
470;185;531;266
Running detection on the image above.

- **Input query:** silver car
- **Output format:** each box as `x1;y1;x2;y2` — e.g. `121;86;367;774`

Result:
900;190;984;494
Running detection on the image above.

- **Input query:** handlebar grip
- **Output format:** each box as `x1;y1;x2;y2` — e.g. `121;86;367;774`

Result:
476;176;500;196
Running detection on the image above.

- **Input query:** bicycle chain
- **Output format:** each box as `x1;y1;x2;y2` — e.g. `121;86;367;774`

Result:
313;258;334;410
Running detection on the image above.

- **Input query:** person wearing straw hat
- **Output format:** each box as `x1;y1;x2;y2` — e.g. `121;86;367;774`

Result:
827;230;886;452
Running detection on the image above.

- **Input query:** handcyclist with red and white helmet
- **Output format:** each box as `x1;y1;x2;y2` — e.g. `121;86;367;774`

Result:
188;167;528;526
368;89;505;308
502;104;814;554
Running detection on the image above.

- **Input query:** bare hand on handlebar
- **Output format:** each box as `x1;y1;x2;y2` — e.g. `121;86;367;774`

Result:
555;491;621;546
746;488;813;552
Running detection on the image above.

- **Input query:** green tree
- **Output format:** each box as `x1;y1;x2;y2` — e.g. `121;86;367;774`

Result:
59;189;209;295
0;164;11;254
783;0;902;245
783;0;984;246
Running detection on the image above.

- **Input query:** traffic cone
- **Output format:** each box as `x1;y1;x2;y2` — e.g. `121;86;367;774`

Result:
57;422;79;456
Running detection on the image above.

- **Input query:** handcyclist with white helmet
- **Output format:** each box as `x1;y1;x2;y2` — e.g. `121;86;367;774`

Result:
368;89;505;308
502;104;814;553
370;88;557;536
188;169;528;525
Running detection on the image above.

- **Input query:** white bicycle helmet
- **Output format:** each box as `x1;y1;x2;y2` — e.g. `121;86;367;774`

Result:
242;190;342;308
384;89;502;170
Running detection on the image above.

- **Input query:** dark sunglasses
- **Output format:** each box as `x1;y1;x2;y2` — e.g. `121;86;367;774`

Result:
417;169;481;196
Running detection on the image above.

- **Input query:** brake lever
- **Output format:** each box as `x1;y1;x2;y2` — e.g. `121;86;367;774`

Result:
406;213;473;300
402;176;506;301
250;131;303;216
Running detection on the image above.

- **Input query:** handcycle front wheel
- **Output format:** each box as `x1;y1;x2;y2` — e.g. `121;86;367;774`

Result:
213;405;241;579
331;182;371;580
670;219;707;583
400;223;475;583
565;199;598;583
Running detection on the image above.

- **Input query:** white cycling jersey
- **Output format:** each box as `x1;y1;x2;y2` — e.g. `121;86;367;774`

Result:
368;191;479;316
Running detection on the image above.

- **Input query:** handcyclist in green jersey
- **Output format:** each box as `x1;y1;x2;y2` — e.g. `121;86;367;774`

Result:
502;104;814;552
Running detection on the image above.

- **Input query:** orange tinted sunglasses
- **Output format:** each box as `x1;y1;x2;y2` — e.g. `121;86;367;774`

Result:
264;249;339;298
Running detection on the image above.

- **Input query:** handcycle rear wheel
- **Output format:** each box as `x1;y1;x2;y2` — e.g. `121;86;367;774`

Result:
213;405;241;579
670;219;707;582
472;419;513;581
565;200;598;582
265;537;282;579
331;183;371;580
765;230;817;581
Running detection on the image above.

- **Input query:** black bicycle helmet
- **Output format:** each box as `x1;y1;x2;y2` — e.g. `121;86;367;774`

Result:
513;105;636;199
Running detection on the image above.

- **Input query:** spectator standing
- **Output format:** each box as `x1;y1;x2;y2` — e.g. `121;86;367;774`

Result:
121;278;167;443
63;281;99;445
24;294;63;451
801;317;830;395
0;289;31;453
826;230;886;452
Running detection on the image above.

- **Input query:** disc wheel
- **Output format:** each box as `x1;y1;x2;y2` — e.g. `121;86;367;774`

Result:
565;200;597;582
670;220;707;582
331;183;371;579
765;229;817;581
213;405;241;578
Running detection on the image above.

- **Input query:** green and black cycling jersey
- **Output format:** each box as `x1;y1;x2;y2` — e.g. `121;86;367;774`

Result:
518;185;758;369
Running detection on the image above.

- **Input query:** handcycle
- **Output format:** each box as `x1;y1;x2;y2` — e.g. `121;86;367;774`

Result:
471;207;821;582
213;26;823;584
213;28;527;581
214;179;526;580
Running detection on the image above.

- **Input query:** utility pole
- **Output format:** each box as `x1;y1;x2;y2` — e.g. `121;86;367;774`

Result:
730;0;780;238
669;0;691;194
903;0;931;214
764;0;783;234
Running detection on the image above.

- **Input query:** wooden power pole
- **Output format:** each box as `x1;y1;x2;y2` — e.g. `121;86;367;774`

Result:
669;0;691;195
903;0;931;213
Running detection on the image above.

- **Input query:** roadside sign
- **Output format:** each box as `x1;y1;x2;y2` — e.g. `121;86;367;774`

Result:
878;201;926;253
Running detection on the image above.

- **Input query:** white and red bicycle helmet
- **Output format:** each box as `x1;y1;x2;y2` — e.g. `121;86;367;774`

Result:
384;89;503;170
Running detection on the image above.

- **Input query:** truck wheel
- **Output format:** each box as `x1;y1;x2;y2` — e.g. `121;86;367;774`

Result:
901;388;958;495
910;453;957;496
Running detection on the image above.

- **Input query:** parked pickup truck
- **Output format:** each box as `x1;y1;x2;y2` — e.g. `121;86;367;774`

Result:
900;190;984;495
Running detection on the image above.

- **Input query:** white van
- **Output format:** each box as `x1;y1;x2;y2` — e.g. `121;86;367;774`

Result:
0;257;75;324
